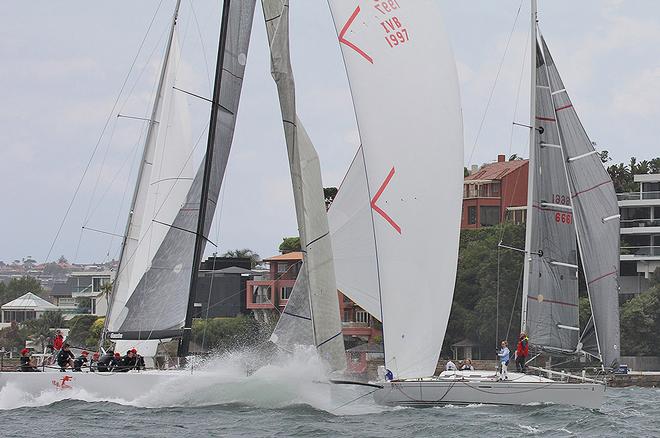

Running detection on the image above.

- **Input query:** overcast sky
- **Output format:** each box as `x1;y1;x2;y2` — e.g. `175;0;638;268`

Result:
1;0;659;264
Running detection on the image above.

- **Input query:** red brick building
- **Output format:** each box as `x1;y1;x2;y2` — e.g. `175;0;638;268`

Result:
246;252;380;343
462;154;528;229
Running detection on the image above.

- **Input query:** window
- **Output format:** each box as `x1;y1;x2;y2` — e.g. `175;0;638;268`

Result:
277;263;288;274
491;182;500;196
355;311;370;324
280;286;293;300
467;206;477;225
92;277;109;293
480;206;500;227
253;285;271;304
343;310;350;322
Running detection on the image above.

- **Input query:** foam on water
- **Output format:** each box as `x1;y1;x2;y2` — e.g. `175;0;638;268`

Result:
0;346;385;415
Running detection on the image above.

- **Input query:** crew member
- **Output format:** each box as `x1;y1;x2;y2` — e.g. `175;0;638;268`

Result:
56;344;75;371
73;351;89;372
120;349;138;371
19;348;38;372
515;332;529;373
110;352;123;371
497;340;510;381
89;352;100;372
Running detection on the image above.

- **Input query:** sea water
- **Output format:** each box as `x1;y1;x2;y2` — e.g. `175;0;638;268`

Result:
0;349;657;437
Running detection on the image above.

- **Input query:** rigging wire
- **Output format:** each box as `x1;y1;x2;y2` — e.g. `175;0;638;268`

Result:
43;0;166;263
466;0;524;166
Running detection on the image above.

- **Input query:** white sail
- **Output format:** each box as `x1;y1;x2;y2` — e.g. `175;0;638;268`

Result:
263;0;345;371
328;0;463;379
107;31;194;333
328;148;381;320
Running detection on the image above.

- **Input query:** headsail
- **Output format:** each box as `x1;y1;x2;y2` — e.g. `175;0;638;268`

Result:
269;262;314;348
328;0;463;379
540;34;621;368
262;0;345;371
521;35;580;353
107;1;257;340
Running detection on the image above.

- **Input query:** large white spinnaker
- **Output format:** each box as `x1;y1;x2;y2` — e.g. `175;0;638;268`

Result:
328;0;463;379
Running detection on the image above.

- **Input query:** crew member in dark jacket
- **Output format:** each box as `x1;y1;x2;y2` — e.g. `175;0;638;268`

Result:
19;348;39;372
96;351;114;372
110;352;124;372
73;351;89;372
57;344;75;371
120;349;138;371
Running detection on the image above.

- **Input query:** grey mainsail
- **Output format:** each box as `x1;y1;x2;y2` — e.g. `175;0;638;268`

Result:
262;0;345;371
522;36;579;353
107;1;257;339
540;34;621;368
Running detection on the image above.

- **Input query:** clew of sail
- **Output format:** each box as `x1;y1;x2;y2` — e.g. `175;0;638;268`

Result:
262;0;345;371
522;37;580;354
107;1;257;339
327;0;463;379
540;34;621;368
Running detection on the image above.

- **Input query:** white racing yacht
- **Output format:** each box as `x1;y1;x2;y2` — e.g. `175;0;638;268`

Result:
325;0;619;409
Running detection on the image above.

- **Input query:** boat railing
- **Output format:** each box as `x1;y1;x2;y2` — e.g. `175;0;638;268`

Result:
526;365;606;385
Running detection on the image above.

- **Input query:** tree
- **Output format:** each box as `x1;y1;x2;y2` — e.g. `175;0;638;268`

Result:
191;316;260;351
0;276;44;306
86;318;106;349
279;237;301;253
221;249;261;268
23;311;65;352
57;256;69;265
598;150;611;163
0;322;26;352
324;187;338;209
619;288;659;356
67;315;99;349
443;223;526;356
43;263;65;276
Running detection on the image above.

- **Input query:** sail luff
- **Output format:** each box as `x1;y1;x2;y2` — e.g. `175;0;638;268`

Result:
520;0;538;334
105;0;182;341
262;0;345;371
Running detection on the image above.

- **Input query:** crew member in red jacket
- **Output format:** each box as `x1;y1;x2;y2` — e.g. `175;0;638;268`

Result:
53;330;64;352
515;332;529;373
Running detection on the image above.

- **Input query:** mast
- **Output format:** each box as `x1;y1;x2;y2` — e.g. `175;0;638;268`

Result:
178;0;232;358
103;0;182;344
520;0;537;333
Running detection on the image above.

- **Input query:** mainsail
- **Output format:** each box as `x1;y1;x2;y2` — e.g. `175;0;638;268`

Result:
521;31;580;354
327;0;463;379
262;0;345;371
539;34;621;367
107;1;257;340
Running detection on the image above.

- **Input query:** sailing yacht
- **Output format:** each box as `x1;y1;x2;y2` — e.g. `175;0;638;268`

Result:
327;0;618;409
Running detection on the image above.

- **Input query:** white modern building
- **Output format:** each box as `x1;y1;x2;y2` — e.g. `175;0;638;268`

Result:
49;271;113;316
618;174;660;299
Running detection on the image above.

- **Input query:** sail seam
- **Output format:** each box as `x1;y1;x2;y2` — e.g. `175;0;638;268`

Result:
527;295;577;307
282;310;312;321
571;180;613;198
316;331;342;348
587;270;617;286
306;232;329;248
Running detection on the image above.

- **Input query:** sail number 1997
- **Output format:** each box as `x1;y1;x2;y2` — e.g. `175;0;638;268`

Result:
375;0;411;49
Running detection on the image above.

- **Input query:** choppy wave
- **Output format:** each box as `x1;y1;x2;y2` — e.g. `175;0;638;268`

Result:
0;346;383;415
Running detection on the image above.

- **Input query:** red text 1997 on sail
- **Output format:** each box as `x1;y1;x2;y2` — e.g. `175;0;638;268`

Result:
374;1;411;48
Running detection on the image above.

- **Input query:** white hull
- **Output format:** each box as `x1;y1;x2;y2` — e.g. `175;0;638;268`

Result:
373;371;605;409
0;370;199;403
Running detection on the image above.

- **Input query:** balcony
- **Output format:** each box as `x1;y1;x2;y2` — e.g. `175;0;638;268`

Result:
620;219;660;229
617;191;660;201
620;246;660;257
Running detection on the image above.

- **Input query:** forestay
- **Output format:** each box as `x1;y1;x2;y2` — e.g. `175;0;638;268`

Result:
262;0;345;371
107;2;257;339
540;34;621;367
522;38;579;353
328;0;463;379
